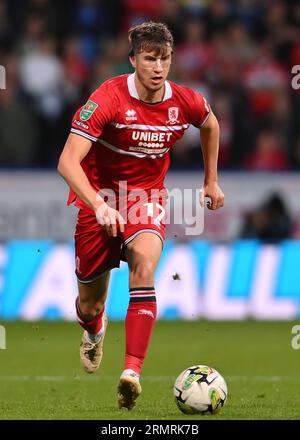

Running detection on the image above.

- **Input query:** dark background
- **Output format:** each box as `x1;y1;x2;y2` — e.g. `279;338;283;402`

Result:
0;0;299;171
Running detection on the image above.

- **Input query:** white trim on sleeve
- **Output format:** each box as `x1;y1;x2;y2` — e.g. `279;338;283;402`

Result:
70;128;98;142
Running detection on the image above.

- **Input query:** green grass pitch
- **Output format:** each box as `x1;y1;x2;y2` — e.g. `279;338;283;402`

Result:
0;321;299;420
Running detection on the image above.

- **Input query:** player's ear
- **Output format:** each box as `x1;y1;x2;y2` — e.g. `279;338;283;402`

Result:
129;55;136;69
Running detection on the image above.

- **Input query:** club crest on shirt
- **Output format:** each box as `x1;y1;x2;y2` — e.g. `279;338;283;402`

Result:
166;107;179;124
80;100;98;121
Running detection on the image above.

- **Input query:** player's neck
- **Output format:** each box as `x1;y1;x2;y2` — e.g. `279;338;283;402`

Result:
134;75;165;103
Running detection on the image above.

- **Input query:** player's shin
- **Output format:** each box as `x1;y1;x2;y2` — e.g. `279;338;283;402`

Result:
75;296;105;341
124;287;157;374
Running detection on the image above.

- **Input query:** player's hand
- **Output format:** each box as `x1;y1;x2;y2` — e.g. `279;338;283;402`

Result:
200;182;224;210
95;203;125;237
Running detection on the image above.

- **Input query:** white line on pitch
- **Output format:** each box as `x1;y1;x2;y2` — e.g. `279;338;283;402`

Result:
0;375;298;382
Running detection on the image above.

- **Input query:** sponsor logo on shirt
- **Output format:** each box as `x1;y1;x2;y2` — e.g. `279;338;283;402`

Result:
166;107;179;124
80;100;98;121
132;131;172;142
73;119;90;130
129;130;172;156
125;109;137;121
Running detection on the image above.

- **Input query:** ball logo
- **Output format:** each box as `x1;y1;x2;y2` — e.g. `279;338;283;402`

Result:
209;388;221;412
166;107;179;124
183;373;202;390
194;366;211;375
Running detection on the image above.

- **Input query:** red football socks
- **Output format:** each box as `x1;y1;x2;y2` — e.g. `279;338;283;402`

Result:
125;287;157;374
75;296;104;335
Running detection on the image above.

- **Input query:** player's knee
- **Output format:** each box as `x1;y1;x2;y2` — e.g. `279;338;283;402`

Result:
130;259;156;284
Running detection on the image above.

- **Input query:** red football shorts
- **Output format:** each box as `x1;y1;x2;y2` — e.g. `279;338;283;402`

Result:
74;198;166;283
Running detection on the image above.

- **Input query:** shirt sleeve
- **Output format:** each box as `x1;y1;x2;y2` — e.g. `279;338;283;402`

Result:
188;90;211;128
70;84;117;142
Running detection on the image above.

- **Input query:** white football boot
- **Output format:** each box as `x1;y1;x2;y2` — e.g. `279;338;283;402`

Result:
80;314;108;373
117;369;142;410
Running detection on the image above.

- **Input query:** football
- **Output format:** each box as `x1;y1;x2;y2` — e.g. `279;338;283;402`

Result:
173;365;228;415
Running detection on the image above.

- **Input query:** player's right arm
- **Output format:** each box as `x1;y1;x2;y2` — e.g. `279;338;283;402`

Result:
58;133;100;211
57;133;125;237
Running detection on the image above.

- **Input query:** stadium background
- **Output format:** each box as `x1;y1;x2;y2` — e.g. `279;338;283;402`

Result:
1;0;300;321
0;0;299;420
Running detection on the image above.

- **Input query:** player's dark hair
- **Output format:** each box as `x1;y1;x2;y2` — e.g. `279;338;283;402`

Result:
128;22;174;57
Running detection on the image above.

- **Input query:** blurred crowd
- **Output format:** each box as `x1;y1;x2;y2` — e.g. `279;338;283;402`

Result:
0;0;300;170
239;192;294;242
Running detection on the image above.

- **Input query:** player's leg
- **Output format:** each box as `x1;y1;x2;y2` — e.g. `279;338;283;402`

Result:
77;271;110;332
76;273;110;373
74;208;121;373
125;233;162;373
118;232;162;409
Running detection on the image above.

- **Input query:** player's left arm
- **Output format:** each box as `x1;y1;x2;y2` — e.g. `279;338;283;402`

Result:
199;111;224;210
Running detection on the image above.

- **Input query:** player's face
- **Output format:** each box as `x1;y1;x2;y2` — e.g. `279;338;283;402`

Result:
131;46;172;92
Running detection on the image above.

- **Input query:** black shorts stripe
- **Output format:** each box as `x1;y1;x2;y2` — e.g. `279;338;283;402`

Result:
129;296;156;303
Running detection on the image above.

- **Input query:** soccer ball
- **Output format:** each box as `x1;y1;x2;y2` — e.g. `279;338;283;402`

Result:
173;365;228;415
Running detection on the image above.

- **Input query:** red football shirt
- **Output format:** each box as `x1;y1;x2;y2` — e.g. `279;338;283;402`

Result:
68;73;210;211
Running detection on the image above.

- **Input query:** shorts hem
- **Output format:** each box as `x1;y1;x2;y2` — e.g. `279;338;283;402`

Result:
123;228;164;248
76;266;116;284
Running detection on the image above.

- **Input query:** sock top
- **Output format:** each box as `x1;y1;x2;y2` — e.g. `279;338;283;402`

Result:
121;369;140;380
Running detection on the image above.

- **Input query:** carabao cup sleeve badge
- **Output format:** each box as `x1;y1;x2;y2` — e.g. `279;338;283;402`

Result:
80;100;98;121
